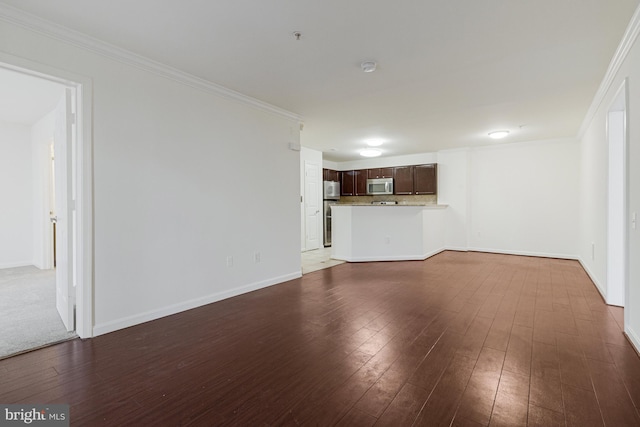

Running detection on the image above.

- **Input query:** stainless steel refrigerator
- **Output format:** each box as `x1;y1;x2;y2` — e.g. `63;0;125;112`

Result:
323;181;340;246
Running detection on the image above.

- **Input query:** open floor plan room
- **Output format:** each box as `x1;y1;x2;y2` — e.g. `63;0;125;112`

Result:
1;251;637;426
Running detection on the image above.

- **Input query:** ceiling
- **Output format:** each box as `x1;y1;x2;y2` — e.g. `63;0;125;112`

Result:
0;1;637;161
0;67;64;125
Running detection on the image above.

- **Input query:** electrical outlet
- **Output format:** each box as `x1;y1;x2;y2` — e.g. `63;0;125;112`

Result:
384;237;390;244
633;212;637;230
591;243;595;260
254;252;261;263
226;256;233;267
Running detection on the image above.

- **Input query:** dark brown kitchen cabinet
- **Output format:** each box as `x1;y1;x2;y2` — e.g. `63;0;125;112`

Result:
367;168;394;179
323;168;339;182
355;170;368;195
393;166;414;194
414;164;437;194
341;170;355;196
341;169;368;195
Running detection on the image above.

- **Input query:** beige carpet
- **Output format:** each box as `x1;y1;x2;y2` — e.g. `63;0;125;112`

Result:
0;266;77;359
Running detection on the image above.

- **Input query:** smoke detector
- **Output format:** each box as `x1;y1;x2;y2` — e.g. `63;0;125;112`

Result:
361;61;377;73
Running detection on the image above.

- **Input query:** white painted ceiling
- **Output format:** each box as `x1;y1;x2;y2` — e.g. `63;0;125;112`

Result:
0;67;64;125
0;1;637;160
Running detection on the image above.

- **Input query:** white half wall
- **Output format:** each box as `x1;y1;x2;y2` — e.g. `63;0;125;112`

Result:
0;18;302;336
0;120;33;268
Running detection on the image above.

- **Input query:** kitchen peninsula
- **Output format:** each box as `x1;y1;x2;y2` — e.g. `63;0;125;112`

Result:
331;204;448;262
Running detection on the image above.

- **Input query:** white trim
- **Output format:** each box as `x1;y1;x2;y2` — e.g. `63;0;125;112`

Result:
93;271;302;336
625;326;640;354
444;246;469;252
467;247;579;261
0;261;35;269
577;5;640;139
0;3;302;123
335;248;445;263
0;52;94;339
579;257;607;302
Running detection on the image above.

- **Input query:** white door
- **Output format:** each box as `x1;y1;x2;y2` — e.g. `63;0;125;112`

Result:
53;89;74;331
304;161;321;250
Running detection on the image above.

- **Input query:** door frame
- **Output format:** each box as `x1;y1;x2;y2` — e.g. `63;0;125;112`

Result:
606;79;630;319
0;53;94;338
303;160;321;251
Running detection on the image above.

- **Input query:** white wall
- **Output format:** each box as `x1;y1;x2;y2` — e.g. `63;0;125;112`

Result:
467;139;580;258
437;149;469;251
336;152;438;171
0;19;302;335
0;120;33;268
579;14;640;349
31;109;56;269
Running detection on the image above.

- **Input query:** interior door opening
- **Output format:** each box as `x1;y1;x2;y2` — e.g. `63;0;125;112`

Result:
0;60;89;357
606;80;628;312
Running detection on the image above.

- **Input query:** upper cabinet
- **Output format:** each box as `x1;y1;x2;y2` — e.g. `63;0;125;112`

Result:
341;170;355;196
367;167;394;179
414;164;437;194
355;170;368;195
336;164;437;196
323;168;340;182
393;166;414;195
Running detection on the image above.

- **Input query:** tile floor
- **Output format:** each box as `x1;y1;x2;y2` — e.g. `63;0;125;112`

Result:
301;246;345;274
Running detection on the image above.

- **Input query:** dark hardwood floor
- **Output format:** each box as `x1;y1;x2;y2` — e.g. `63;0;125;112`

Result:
1;251;639;426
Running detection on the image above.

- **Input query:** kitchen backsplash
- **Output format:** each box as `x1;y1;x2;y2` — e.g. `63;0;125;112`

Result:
339;195;437;205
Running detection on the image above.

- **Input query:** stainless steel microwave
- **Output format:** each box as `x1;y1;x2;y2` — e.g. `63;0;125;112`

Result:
367;178;393;195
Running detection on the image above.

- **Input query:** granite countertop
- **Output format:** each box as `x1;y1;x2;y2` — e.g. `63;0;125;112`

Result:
334;203;448;208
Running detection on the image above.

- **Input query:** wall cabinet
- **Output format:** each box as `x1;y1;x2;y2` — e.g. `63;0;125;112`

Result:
341;170;368;195
337;164;437;196
393;166;414;194
355;170;368;195
340;170;355;196
414;164;437;194
323;168;340;182
367;167;394;179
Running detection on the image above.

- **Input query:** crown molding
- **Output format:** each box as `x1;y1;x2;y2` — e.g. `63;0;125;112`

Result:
577;4;640;139
0;4;302;122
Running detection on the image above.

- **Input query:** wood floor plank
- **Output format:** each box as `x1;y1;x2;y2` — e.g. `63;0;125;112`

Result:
0;251;638;426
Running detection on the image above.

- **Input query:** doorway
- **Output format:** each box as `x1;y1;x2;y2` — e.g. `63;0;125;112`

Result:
0;56;92;355
606;79;628;311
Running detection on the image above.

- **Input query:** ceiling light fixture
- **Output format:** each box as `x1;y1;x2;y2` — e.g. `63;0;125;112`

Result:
360;148;382;157
488;130;509;139
361;61;377;73
365;138;384;147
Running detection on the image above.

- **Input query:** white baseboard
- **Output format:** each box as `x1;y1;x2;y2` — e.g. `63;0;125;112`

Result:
578;257;607;301
625;326;640;354
93;271;302;336
0;261;34;269
466;247;579;260
337;247;446;263
443;246;469;252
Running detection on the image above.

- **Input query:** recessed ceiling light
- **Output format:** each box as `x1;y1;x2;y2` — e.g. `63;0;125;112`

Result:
365;138;384;147
361;61;377;73
360;148;382;157
488;130;509;139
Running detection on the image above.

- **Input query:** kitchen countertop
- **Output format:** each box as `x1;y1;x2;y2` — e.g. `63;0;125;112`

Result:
334;204;448;208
